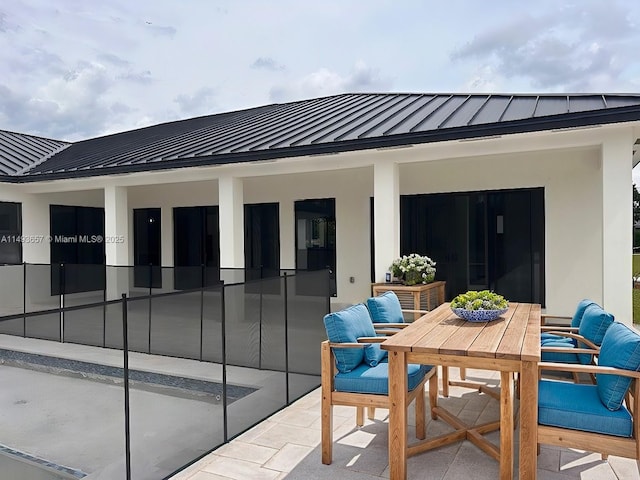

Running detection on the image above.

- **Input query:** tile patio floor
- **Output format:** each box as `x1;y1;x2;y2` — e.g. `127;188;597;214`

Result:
170;368;640;480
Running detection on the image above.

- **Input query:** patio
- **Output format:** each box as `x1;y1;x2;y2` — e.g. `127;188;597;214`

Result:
171;367;640;480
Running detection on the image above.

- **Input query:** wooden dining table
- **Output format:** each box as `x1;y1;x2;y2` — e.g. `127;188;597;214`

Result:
381;302;541;480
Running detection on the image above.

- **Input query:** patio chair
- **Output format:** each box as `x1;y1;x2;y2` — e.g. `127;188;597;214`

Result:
540;298;597;343
366;290;426;331
321;303;438;465
366;291;464;396
538;321;640;460
540;302;614;382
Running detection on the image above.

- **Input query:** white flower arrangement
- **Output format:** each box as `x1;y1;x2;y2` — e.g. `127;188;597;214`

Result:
389;253;436;286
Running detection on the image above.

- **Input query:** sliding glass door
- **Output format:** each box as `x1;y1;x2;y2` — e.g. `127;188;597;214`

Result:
173;206;220;289
133;208;161;288
400;188;545;304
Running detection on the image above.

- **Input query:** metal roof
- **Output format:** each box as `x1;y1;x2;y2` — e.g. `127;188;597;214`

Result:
0;130;69;176
7;93;640;181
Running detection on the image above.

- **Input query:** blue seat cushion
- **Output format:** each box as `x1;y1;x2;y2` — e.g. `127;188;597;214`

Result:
367;291;404;324
539;380;633;437
363;343;387;366
597;322;640;411
324;304;376;373
335;362;432;395
541;335;575;346
577;304;614;363
540;340;580;363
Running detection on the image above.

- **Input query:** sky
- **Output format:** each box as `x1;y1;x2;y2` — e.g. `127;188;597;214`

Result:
1;1;640;147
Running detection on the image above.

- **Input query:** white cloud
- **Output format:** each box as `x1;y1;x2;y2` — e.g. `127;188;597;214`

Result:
174;87;217;116
1;0;639;140
451;1;640;92
251;57;286;72
269;61;392;103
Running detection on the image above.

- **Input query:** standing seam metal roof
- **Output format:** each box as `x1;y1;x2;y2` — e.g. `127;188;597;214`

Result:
0;130;70;176
7;92;640;181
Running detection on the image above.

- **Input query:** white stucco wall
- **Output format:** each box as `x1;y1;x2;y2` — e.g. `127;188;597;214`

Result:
3;123;635;318
0;189;104;264
128;180;219;266
124;170;374;306
400;146;603;316
244;167;373;306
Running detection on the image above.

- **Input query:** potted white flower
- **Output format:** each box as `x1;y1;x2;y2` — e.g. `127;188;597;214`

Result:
389;253;436;286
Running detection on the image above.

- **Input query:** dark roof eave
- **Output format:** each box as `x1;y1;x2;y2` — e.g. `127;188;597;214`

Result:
11;105;640;183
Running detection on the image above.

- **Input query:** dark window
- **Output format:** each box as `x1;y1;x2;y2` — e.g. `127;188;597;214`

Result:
295;198;336;296
399;188;545;305
173;206;220;289
133;208;162;288
0;202;22;264
245;203;280;281
50;205;105;294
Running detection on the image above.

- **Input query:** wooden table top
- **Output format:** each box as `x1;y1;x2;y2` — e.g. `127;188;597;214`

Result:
381;302;541;363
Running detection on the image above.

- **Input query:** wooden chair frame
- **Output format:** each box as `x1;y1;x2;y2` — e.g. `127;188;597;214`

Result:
537;361;640;460
321;338;438;465
540;329;600;383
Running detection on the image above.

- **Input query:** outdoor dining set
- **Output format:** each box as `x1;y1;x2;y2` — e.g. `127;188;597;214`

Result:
320;292;640;480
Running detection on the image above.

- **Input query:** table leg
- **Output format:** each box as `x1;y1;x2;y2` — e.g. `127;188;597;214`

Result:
500;371;514;480
519;360;538;480
388;350;408;480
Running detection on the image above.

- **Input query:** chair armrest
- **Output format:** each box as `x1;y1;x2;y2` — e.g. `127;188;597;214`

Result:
538;361;640;379
357;336;387;343
540;346;599;355
541;332;599;350
372;322;409;328
328;342;366;349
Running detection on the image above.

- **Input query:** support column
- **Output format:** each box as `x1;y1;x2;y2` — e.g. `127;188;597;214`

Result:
218;176;244;268
280;201;295;269
373;160;400;283
21;194;51;307
161;207;173;267
21;194;50;264
104;186;129;299
602;128;634;324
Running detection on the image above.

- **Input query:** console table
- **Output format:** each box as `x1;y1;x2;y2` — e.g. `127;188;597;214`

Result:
371;281;446;320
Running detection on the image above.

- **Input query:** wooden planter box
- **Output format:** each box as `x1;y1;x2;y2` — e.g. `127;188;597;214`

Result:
371;281;446;320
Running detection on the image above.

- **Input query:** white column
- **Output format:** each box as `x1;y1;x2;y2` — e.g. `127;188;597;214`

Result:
602;128;634;324
218;176;244;268
21;194;51;307
280;201;295;269
104;185;129;299
21;194;50;264
373;160;400;282
161;207;173;267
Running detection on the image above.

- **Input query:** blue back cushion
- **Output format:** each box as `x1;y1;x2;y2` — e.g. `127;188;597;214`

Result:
363;344;387;366
571;299;598;328
367;291;404;324
323;304;376;373
578;304;614;344
597;322;640;411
